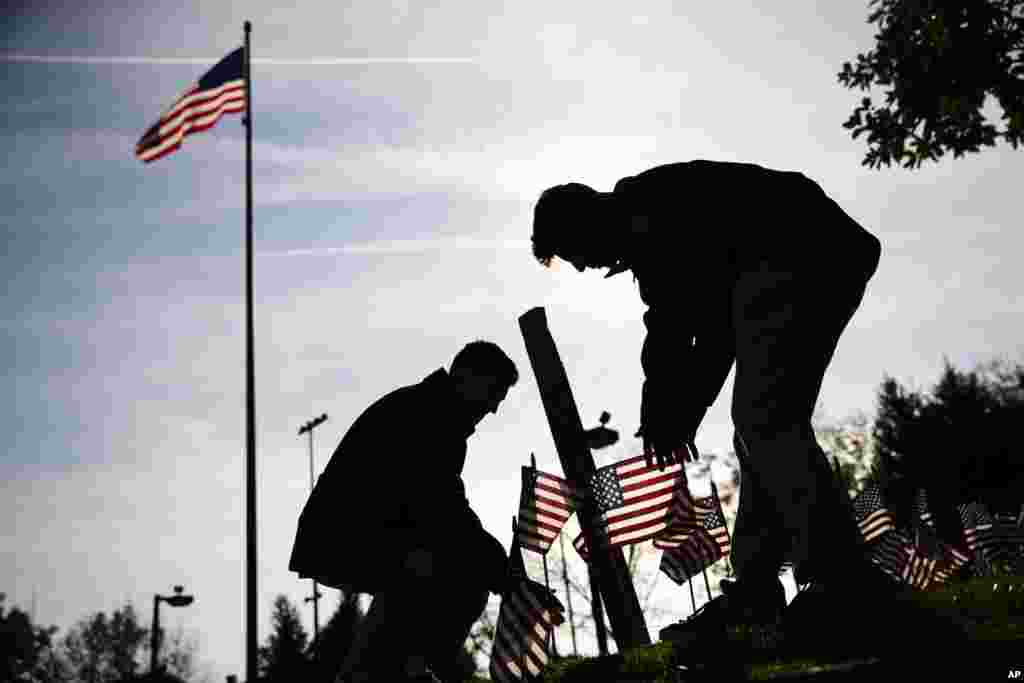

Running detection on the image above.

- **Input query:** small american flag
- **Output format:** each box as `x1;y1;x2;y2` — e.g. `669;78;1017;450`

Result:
585;454;686;548
900;542;938;590
658;504;732;585
136;48;245;163
870;523;966;589
932;542;972;583
851;480;896;543
869;528;915;583
959;501;999;558
651;490;716;550
489;537;565;682
516;467;582;556
960;501;1024;562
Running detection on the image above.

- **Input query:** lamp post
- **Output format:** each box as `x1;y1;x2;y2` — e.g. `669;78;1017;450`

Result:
150;585;194;677
298;413;327;651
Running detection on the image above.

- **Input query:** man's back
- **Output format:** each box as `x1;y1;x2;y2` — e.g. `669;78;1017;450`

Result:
288;369;475;593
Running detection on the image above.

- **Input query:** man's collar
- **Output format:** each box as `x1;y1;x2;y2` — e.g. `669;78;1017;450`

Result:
424;368;476;438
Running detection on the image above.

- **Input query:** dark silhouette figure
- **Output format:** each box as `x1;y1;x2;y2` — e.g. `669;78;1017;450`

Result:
529;160;937;655
289;341;518;682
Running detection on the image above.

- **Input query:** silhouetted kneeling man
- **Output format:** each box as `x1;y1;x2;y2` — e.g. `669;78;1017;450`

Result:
532;161;888;652
289;341;518;681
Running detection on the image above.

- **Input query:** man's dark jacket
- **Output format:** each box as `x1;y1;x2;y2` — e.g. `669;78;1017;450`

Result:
611;160;882;424
288;368;499;595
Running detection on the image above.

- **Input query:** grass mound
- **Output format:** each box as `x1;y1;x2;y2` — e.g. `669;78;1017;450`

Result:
529;576;1024;682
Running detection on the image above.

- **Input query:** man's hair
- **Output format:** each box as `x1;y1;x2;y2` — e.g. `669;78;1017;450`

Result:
451;340;519;388
531;182;599;266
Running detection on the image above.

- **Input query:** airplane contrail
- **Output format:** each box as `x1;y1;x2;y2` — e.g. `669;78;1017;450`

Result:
272;237;528;257
0;54;476;65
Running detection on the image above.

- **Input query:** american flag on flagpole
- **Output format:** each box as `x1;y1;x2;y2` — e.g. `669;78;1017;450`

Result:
582;454;686;549
572;483;714;561
868;529;937;590
658;503;732;586
869;522;967;590
651;488;716;550
932;542;972;584
851;480;896;543
869;528;913;582
959;501;999;559
900;542;938;590
959;501;1024;562
490;533;565;682
516;466;582;556
136;47;245;163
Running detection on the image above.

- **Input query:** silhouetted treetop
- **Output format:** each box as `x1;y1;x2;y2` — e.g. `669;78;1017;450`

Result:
838;0;1024;169
872;359;1024;543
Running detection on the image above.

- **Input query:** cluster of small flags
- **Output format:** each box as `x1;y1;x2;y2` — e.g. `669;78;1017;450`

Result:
521;454;731;582
500;454;731;679
852;482;1023;591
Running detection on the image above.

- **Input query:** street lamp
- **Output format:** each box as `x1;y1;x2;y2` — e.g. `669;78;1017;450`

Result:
298;413;328;651
150;585;194;677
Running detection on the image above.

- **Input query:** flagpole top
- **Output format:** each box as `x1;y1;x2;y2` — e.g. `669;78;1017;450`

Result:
244;20;252;32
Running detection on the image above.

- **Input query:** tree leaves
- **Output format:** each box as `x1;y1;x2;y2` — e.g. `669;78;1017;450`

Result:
837;0;1024;169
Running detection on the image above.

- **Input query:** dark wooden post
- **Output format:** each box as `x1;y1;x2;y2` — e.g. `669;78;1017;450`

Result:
518;307;651;649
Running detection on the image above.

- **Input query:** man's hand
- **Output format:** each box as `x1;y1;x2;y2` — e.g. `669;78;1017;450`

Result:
638;379;702;470
636;426;697;471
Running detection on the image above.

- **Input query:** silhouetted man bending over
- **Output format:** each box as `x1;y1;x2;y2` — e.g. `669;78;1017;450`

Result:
531;160;883;650
289;341;517;682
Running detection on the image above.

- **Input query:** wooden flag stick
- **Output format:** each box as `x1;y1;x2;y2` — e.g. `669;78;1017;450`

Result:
687;576;697;617
519;307;650;649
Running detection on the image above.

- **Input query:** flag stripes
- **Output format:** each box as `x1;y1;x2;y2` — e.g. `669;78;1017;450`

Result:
136;47;245;163
516;467;582;555
851;481;896;543
657;494;731;585
587;454;686;548
489;543;564;681
652;492;716;550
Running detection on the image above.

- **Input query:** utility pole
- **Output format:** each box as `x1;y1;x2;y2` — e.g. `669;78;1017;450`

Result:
298;413;328;652
150;586;194;676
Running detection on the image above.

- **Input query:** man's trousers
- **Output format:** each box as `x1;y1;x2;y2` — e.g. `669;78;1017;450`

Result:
728;209;881;587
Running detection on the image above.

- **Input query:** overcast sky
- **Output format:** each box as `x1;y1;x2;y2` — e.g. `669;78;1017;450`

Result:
2;1;1022;680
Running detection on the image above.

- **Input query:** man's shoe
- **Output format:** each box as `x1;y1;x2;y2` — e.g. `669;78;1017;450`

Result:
660;576;785;660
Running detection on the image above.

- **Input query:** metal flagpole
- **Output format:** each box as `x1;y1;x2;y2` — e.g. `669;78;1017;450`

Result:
558;531;578;656
701;567;712;601
687;577;696;616
242;20;257;683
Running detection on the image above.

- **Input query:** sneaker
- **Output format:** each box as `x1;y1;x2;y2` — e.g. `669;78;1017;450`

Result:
660;576;785;659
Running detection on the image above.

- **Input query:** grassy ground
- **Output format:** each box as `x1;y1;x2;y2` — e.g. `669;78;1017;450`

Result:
528;576;1024;682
